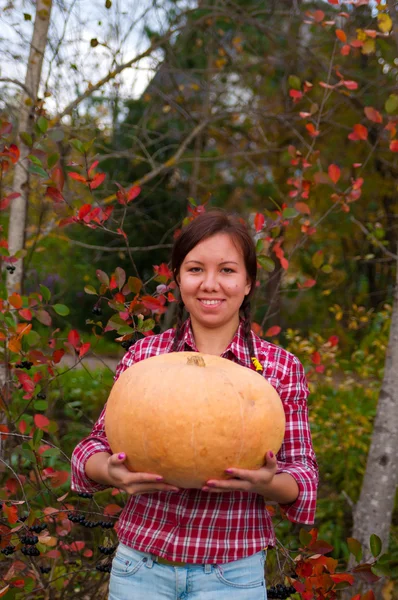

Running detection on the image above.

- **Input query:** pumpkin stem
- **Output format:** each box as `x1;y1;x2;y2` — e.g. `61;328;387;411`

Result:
187;355;206;367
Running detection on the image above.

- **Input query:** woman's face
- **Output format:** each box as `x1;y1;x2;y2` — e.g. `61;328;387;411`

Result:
177;233;251;330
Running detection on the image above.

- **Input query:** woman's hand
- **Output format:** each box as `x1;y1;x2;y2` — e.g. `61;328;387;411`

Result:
107;453;181;495
85;451;181;495
201;451;278;497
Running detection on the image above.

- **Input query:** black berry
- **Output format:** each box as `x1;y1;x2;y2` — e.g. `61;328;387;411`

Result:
92;306;102;315
77;492;93;499
40;566;51;574
37;392;46;400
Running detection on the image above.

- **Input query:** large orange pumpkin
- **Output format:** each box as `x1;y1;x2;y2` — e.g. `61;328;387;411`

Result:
105;352;285;488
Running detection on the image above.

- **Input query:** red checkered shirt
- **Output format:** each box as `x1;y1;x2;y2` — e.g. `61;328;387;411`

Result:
71;319;318;564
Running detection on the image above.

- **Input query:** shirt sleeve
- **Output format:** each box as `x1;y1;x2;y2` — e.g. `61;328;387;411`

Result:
70;347;136;494
275;355;318;524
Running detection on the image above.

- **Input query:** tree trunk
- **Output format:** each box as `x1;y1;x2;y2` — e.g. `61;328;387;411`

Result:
351;257;398;560
6;0;52;295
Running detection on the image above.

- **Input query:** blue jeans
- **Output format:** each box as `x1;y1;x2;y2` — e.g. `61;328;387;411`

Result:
109;543;267;600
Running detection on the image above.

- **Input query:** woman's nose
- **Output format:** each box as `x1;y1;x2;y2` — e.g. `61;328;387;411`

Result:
200;272;220;291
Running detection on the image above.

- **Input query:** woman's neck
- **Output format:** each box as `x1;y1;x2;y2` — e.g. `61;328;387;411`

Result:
190;316;240;356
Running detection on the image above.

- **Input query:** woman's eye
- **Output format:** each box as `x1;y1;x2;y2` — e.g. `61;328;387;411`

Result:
222;268;234;273
189;267;201;272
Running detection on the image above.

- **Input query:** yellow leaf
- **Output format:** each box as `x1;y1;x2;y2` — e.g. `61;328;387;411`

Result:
38;535;57;547
362;39;376;54
378;13;392;33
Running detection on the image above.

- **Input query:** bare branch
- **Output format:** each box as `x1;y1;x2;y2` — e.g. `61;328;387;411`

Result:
0;78;35;99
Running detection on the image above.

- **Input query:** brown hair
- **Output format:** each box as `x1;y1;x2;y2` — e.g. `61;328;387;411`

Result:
171;209;257;357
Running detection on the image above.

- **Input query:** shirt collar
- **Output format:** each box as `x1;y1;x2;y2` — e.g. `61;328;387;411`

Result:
174;318;256;370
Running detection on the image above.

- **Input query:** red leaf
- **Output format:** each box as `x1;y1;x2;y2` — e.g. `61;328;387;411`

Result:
328;164;341;184
79;342;90;358
389;140;398;152
18;308;32;321
2;504;18;524
328;335;339;347
254;213;265;232
311;351;321;365
330;573;354;585
88;160;99;174
265;326;281;337
335;29;347;42
0;192;20;210
9;144;20;163
36;309;52;326
34;414;50;430
306;123;319;137
18;420;27;434
47;550;61;559
69;541;85;552
52;349;65;364
15;371;35;394
313;10;325;22
294;201;311;215
308;539;334;554
127;185;141;202
0;424;9;434
68;329;80;349
68;171;87;183
341;44;351;56
109;274;118;290
84;548;93;557
141;295;166;311
341;80;358;90
289;89;303;102
364;107;383;124
348;124;368;141
301;278;316;288
78;204;92;220
104;503;122;516
89;172;105;190
361;592;375;600
51;167;65;191
46;186;64;203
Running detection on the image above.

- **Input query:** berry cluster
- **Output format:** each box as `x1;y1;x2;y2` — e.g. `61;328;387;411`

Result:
36;392;46;400
266;584;296;599
21;546;40;556
77;492;93;499
30;523;47;534
92;306;102;316
40;566;51;574
67;513;114;529
6;265;15;273
96;563;112;573
15;360;33;370
98;545;117;555
21;535;39;545
1;545;15;555
19;515;27;522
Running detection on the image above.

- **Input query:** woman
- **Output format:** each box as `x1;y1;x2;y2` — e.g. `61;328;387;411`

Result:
71;209;318;599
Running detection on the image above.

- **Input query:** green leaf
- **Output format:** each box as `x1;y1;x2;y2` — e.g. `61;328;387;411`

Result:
347;537;362;562
84;285;97;295
385;94;398;114
70;139;85;154
39;285;51;302
24;12;32;20
115;267;126;290
37;116;48;134
312;251;324;269
53;304;70;316
28;154;43;166
321;264;333;274
117;325;134;335
48;129;65;142
139;318;155;332
0;247;9;256
83;140;94;153
299;528;313;547
20;131;33;147
41;447;60;458
105;0;112;7
257;256;275;272
288;75;301;90
282;207;299;219
188;196;197;207
47;153;60;169
33;400;48;411
28;164;48;179
256;239;264;253
127;276;142;294
32;428;42;449
370;534;382;558
26;330;40;346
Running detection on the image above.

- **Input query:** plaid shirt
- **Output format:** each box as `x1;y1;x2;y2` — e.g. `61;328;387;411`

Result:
71;319;318;564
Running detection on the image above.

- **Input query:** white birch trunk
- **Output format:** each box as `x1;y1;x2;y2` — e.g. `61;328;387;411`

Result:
6;0;52;295
351;260;398;560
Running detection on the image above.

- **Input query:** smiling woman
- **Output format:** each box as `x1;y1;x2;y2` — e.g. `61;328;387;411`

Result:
71;209;318;600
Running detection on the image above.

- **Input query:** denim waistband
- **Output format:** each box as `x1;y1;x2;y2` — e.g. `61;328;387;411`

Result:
116;542;266;570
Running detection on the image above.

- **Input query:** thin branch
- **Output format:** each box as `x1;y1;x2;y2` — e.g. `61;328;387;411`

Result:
56;238;173;252
350;216;398;260
0;78;35;99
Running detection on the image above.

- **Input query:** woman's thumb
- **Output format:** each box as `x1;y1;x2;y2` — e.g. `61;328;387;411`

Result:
110;452;126;464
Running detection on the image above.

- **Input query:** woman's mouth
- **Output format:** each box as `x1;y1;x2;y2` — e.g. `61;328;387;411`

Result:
198;299;225;308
